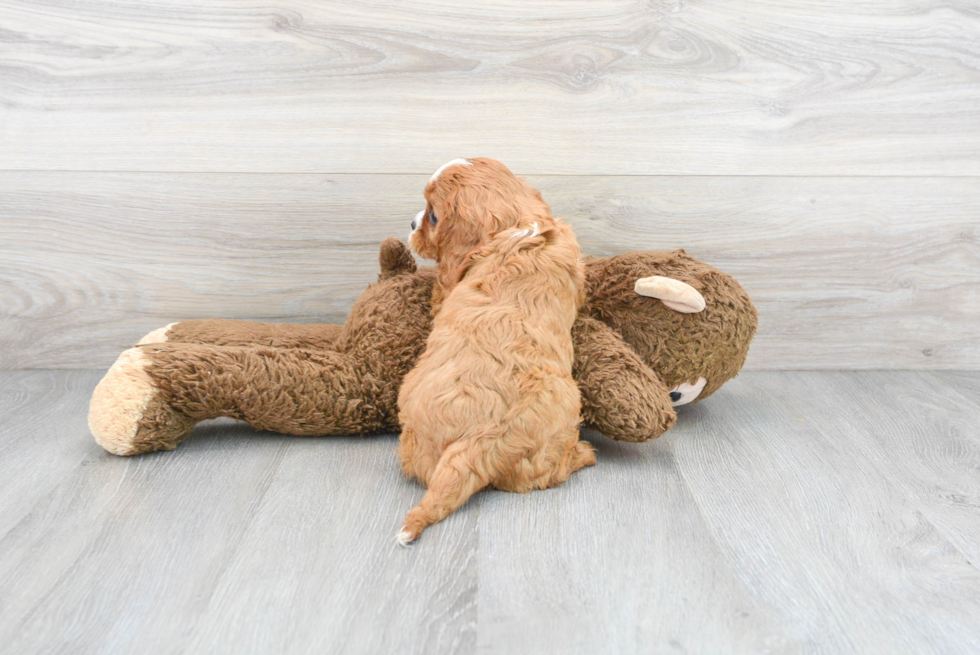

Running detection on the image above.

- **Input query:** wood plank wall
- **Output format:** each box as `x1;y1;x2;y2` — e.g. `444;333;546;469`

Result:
1;0;978;369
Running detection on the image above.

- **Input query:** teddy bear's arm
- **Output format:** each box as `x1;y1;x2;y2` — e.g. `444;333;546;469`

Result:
137;319;345;351
572;316;677;442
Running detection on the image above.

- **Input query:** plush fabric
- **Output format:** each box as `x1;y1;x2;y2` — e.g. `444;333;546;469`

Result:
89;239;757;456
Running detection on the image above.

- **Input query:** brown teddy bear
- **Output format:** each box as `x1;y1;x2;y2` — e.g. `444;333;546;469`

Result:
89;238;757;456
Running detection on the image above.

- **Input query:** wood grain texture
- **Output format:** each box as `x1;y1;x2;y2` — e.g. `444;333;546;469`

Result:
672;372;980;654
2;370;979;653
0;372;476;655
1;0;978;174
474;431;794;654
2;172;978;369
0;371;96;538
789;371;980;569
478;371;980;654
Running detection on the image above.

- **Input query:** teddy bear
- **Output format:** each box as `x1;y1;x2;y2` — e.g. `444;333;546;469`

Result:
89;238;757;456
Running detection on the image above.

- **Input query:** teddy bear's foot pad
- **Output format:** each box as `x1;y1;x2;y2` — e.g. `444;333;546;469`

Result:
138;322;177;345
669;377;707;406
89;348;193;456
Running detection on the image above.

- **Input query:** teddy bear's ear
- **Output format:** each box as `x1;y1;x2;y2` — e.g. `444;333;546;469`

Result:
378;238;417;280
634;275;706;313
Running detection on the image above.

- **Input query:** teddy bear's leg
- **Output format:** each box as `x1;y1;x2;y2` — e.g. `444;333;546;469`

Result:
89;348;197;456
90;341;399;456
133;238;421;350
572;316;677;442
137;319;345;350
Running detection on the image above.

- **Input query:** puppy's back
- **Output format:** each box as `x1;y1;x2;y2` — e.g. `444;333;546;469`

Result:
449;219;584;325
396;217;591;545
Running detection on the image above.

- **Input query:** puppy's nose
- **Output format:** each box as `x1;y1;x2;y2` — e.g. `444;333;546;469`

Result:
411;218;417;231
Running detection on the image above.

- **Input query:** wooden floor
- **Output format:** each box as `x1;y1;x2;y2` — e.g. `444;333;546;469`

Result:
0;370;978;654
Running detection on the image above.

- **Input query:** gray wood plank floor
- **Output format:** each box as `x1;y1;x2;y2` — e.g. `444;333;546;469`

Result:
1;370;979;654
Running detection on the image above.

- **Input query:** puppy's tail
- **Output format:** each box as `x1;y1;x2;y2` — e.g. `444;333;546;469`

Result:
397;440;489;546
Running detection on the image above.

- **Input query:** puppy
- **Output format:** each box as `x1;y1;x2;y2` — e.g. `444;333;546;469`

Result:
396;157;595;545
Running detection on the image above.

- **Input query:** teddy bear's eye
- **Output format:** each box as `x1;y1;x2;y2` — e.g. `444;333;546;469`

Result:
429;209;438;226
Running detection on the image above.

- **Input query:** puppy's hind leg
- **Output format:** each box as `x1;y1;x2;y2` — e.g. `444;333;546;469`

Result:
397;424;438;484
542;437;596;489
570;440;597;472
397;441;488;546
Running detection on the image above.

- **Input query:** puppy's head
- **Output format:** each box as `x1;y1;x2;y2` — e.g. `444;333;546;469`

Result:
408;157;550;268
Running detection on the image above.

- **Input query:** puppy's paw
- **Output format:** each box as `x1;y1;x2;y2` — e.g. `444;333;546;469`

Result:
89;348;193;456
396;512;427;546
396;529;417;547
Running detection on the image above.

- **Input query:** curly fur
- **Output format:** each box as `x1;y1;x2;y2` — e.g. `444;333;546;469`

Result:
396;158;594;543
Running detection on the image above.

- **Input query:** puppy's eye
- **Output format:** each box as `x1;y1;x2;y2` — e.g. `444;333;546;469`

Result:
429;209;438;226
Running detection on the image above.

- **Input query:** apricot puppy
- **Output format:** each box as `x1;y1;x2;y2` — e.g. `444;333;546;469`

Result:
396;158;595;544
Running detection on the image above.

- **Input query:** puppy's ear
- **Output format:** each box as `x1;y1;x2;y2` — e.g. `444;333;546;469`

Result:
444;181;518;238
432;184;501;297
